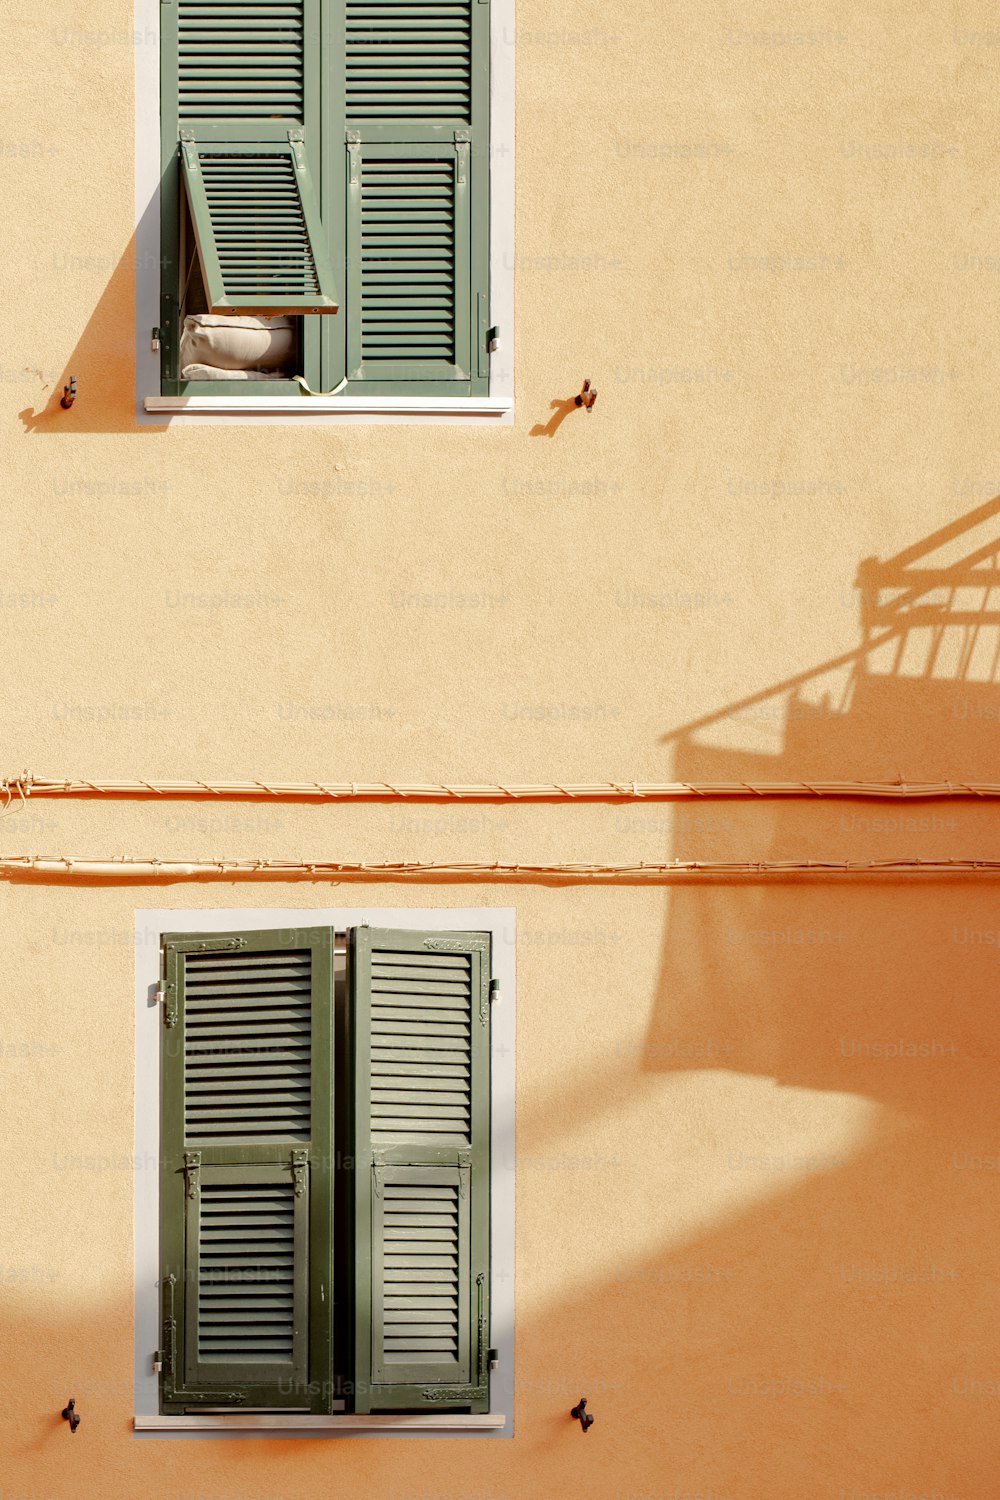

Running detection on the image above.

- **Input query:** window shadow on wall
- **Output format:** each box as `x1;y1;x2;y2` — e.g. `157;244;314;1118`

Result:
17;224;163;435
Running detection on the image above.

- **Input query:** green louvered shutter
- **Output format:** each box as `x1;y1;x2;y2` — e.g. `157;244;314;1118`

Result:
341;0;490;391
161;0;336;343
159;929;334;1412
350;927;491;1413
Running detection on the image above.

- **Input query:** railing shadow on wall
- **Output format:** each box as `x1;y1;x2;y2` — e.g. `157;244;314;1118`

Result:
611;492;1000;1492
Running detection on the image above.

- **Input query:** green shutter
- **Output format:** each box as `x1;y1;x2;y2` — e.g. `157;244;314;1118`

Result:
160;0;335;378
350;927;491;1412
179;136;338;315
159;929;334;1412
340;0;490;391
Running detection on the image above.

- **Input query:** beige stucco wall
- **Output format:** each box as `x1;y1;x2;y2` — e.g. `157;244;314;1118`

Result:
3;1;1000;1495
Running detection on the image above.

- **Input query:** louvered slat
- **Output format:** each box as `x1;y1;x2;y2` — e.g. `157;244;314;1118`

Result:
359;157;456;365
203;155;320;296
180;140;338;313
197;1181;296;1363
178;0;305;119
346;0;472;122
379;1181;460;1363
184;947;312;1141
370;948;471;1142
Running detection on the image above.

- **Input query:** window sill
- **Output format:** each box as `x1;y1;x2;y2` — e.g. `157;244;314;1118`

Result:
135;1413;507;1434
144;395;513;420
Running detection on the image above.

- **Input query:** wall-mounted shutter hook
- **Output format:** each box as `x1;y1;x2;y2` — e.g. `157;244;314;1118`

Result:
570;1396;594;1432
61;1398;80;1433
574;379;597;412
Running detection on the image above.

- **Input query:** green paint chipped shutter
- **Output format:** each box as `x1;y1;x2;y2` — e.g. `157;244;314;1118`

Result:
341;0;490;390
350;927;491;1412
159;929;333;1412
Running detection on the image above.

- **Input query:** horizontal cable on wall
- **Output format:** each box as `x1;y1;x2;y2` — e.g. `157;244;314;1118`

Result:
3;855;1000;883
8;776;1000;804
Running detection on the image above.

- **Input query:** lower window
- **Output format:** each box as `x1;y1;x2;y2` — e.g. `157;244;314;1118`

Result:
155;922;493;1415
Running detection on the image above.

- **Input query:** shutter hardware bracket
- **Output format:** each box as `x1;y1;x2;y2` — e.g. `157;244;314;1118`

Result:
183;1151;201;1199
571;1397;595;1433
291;1148;309;1197
157;980;177;1028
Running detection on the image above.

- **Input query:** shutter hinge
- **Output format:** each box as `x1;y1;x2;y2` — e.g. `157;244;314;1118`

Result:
373;1162;384;1199
151;327;161;353
288;129;306;172
489;978;500;1005
347;133;360;188
158;981;177;1028
179;133;198;173
486;326;500;354
152;1350;163;1373
455;134;469;187
183;1151;201;1199
290;1148;308;1198
488;1348;499;1371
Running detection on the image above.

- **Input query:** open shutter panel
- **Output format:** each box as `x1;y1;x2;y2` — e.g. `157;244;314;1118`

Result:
350;927;490;1413
342;0;489;387
181;136;338;314
165;0;338;317
160;930;333;1412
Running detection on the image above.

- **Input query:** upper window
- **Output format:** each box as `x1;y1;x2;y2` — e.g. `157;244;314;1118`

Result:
157;0;493;399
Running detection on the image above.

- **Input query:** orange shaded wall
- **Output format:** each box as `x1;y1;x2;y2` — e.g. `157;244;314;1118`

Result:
3;0;1000;1495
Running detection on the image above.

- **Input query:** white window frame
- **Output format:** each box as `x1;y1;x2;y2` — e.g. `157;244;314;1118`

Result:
134;5;515;425
133;905;516;1437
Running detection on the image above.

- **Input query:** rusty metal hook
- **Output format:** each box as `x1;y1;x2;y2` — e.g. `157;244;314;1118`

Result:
574;379;597;412
570;1396;594;1432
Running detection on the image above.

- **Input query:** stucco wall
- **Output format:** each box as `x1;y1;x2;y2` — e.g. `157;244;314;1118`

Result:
3;1;1000;1495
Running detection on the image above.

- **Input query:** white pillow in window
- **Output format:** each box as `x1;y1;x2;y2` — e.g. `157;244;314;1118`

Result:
179;314;296;373
179;364;283;381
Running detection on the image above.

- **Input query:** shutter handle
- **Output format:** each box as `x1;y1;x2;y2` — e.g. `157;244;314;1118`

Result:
570;1397;594;1433
61;1398;81;1434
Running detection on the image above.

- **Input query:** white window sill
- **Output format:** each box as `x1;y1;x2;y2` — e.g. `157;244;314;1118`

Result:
134;1413;507;1434
144;395;514;420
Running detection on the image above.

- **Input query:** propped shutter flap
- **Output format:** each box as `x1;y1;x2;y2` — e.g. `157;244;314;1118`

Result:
181;136;338;315
351;927;490;1412
160;929;333;1412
